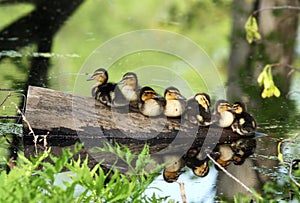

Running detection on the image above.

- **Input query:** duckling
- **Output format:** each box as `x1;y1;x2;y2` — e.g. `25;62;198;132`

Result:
163;157;185;183
184;93;211;126
138;86;165;117
184;148;210;177
87;68;127;107
193;159;210;177
231;138;256;165
212;144;234;169
118;72;140;102
231;102;257;136
212;100;235;128
163;86;186;118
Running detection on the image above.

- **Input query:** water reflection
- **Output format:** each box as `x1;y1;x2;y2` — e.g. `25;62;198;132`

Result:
162;137;256;183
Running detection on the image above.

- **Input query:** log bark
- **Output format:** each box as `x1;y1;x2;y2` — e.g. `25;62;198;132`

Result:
23;86;249;171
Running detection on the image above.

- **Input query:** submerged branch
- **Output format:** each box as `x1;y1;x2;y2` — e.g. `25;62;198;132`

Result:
252;5;300;16
12;101;38;154
207;153;260;198
289;160;300;188
178;182;187;203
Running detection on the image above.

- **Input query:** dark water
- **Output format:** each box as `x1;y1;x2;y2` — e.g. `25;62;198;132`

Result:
14;96;300;202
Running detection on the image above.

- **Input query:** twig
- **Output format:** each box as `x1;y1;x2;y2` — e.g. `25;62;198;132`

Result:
43;132;49;152
207;153;261;198
252;5;300;16
0;92;27;123
178;182;187;203
286;91;300;99
289;160;300;187
11;102;38;154
0;92;12;107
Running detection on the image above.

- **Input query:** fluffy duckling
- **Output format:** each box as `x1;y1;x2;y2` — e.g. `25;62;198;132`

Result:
193;159;210;177
184;93;211;126
184;148;210;177
212;144;234;169
163;158;185;183
212;100;235;128
118;72;140;102
231;138;256;165
138;86;165;117
163;86;186;118
231;102;257;136
87;68;127;107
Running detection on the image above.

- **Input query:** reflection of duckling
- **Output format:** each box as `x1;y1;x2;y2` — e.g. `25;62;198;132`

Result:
138;86;165;117
184;148;209;177
231;138;256;165
212;144;234;169
231;102;257;136
164;86;186;118
193;159;209;177
163;158;185;183
212;100;235;128
118;72;140;102
184;93;211;126
87;68;127;107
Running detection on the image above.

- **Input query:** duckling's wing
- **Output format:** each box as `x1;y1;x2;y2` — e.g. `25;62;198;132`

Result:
111;83;129;107
154;96;166;106
238;113;257;135
95;85;113;106
184;99;198;122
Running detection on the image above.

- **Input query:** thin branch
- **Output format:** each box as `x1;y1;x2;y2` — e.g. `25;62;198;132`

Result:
289;160;300;187
11;102;38;154
286;91;300;99
207;153;261;198
178;182;187;203
286;64;300;72
253;5;300;16
43;132;49;152
0;92;12;107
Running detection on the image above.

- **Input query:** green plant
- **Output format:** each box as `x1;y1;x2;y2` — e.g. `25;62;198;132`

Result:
0;143;169;203
257;64;281;99
245;15;261;44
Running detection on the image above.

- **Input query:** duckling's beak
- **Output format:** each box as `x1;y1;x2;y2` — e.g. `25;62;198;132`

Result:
86;76;94;81
153;94;163;99
177;94;186;100
117;79;125;85
230;106;237;111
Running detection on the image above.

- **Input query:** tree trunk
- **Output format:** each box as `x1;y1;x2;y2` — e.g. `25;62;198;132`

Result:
227;0;298;101
221;0;299;199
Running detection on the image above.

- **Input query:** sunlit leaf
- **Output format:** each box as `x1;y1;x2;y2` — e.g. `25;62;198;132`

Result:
257;64;281;99
277;141;285;166
245;16;261;44
274;86;281;97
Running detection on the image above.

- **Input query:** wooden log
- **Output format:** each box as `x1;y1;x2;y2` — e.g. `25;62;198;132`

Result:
23;86;251;172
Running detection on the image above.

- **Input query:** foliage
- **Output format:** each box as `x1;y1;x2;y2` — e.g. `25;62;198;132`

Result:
0;143;169;203
0;122;22;137
257;64;281;98
245;16;261;44
233;167;300;203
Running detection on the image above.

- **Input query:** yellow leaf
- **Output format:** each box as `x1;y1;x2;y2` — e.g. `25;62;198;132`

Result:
245;16;261;44
277;141;285;166
257;71;265;86
261;90;267;98
274;86;281;97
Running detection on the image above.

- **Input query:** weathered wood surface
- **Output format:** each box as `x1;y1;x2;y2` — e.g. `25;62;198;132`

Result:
23;86;248;169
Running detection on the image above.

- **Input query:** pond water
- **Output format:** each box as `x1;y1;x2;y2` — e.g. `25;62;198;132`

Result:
1;1;300;202
2;85;300;202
